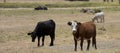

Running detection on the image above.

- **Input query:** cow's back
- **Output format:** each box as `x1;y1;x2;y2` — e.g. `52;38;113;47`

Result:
44;20;55;28
35;20;55;35
83;21;96;32
78;21;96;39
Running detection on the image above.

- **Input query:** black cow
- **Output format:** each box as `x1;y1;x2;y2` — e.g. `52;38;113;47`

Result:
28;20;56;47
34;6;48;10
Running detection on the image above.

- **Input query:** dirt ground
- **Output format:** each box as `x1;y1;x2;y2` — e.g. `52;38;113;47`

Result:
0;8;120;53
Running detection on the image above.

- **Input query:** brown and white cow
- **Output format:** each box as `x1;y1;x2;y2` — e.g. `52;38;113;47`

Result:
67;21;97;51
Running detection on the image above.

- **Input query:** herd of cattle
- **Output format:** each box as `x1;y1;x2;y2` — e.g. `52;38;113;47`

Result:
28;7;105;51
81;8;105;23
34;6;104;23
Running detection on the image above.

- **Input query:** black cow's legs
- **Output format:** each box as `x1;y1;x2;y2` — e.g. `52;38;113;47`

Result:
38;37;40;47
50;34;55;46
42;36;45;46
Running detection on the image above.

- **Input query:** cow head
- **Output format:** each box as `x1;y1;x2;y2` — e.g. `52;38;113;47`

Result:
67;21;81;34
27;32;36;42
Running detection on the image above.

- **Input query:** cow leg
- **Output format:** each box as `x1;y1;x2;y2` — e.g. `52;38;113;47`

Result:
87;40;91;50
42;35;45;46
92;37;95;47
100;17;103;23
74;37;77;51
102;16;105;23
94;37;97;49
92;36;97;49
101;16;104;23
94;40;97;49
101;18;103;23
97;17;99;23
50;34;55;46
37;37;41;47
80;38;84;51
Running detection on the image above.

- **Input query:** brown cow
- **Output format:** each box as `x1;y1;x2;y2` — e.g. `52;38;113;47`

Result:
67;21;97;51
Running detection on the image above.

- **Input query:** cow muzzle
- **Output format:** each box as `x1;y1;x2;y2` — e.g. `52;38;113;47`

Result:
72;31;77;35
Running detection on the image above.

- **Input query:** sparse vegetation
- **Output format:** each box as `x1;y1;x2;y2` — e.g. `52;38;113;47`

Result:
0;1;120;53
0;8;120;53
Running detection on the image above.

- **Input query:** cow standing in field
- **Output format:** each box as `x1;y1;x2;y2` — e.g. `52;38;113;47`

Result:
27;19;56;47
67;21;97;51
92;12;105;23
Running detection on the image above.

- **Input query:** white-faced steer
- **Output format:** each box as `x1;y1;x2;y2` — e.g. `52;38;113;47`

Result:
67;21;97;51
28;19;56;47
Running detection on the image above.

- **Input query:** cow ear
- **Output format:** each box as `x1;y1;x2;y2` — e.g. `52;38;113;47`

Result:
67;22;71;26
77;22;81;25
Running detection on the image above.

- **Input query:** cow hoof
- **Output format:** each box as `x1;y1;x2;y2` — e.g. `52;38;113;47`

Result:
42;44;44;46
38;45;40;47
50;45;53;46
86;49;89;51
50;44;54;46
74;50;77;51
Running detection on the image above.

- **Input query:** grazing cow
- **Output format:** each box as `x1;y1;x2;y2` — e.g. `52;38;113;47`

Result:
92;12;104;23
93;9;101;13
34;6;48;10
27;19;56;47
81;8;101;14
67;21;97;51
80;8;90;13
88;9;101;14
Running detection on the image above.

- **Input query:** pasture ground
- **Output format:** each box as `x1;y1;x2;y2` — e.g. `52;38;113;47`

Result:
0;8;120;53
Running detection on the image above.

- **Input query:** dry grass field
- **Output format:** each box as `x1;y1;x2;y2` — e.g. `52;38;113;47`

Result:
0;0;119;3
0;7;120;53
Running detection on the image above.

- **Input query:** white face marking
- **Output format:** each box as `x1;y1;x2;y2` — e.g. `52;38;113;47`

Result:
71;21;77;32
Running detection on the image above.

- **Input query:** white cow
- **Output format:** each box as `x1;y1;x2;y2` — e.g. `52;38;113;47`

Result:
92;12;104;23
